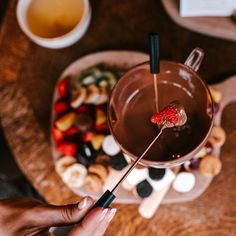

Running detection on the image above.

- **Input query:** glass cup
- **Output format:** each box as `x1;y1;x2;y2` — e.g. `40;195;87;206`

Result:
108;48;214;168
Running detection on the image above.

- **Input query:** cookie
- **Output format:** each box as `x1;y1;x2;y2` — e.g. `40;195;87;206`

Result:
84;173;103;193
148;167;166;180
110;152;128;170
199;155;222;177
88;164;108;182
208;126;226;148
55;156;76;176
172;172;195;193
135;180;153;198
102;135;120;156
62;163;87;188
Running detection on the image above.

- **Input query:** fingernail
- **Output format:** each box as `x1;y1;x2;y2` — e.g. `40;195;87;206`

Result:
101;208;109;219
78;197;89;210
106;208;117;222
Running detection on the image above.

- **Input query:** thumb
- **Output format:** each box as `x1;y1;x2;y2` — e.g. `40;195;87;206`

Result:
37;196;94;227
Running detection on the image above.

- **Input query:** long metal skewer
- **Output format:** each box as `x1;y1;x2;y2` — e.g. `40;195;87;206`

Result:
111;126;164;193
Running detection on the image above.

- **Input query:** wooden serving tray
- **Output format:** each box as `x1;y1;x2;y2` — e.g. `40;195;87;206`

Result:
51;50;236;204
161;0;236;42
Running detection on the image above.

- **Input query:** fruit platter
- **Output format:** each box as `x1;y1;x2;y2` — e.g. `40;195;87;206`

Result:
51;51;233;218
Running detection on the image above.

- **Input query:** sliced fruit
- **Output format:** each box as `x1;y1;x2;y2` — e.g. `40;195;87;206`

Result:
55;112;76;131
57;78;68;97
52;126;65;142
95;123;108;132
96;108;106;126
55;156;76;176
209;87;222;103
64;126;79;137
94;87;109;105
83;131;96;143
103;71;117;88
76;104;89;113
57;142;77;156
54;101;69;114
70;87;86;109
62;163;87;188
91;134;105;150
84;85;100;104
81;75;95;86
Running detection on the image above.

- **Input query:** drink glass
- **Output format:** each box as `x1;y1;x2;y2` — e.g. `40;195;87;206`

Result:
108;48;214;168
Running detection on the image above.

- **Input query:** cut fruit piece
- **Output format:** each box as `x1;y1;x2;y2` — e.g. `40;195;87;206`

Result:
52;126;65;142
94;87;109;105
55;156;76;176
54;101;69;114
103;71;117;88
91;134;105;150
70;87;86;109
209;87;222;103
55;112;76;131
64;126;79;137
57;78;68;97
95;109;106;126
83;131;96;143
57;142;77;157
62;163;87;188
84;85;100;104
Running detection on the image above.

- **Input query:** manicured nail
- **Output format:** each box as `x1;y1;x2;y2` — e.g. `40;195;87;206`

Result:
106;208;117;222
78;197;90;210
101;208;109;219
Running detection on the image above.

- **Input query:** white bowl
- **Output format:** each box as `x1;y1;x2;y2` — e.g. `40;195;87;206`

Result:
16;0;91;49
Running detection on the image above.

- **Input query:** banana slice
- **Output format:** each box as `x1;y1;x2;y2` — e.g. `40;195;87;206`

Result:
55;156;76;176
94;87;109;105
84;84;100;104
208;126;226;148
62;163;87;188
81;76;95;86
70;87;87;109
103;72;117;88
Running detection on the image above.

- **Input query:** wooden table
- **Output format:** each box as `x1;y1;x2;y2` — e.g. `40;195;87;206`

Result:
0;1;236;235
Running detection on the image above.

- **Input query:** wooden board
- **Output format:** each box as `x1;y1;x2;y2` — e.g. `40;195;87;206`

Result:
161;0;236;42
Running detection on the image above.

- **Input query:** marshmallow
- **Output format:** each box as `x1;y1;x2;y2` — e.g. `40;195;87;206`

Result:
172;172;196;192
102;135;120;156
126;168;149;186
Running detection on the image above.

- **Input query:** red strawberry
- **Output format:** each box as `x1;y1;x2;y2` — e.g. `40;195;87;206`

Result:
151;104;178;125
57;78;68;97
54;101;69;114
52;127;64;142
64;126;79;136
83;131;96;143
95;123;108;132
57;142;77;156
76;105;89;113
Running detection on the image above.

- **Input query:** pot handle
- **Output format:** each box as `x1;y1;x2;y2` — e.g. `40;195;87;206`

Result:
184;47;204;72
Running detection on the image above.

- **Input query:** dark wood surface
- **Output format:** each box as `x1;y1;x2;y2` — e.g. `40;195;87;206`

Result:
0;1;236;235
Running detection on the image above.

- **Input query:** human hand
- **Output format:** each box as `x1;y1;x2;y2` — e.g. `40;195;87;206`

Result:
0;197;116;236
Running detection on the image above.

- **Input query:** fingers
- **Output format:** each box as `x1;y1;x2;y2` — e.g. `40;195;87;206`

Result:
68;207;116;236
37;196;94;227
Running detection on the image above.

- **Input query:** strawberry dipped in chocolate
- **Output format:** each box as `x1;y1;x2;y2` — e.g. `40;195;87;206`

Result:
150;101;187;128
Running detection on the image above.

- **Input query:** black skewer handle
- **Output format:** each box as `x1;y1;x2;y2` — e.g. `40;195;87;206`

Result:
149;33;160;74
91;190;116;209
